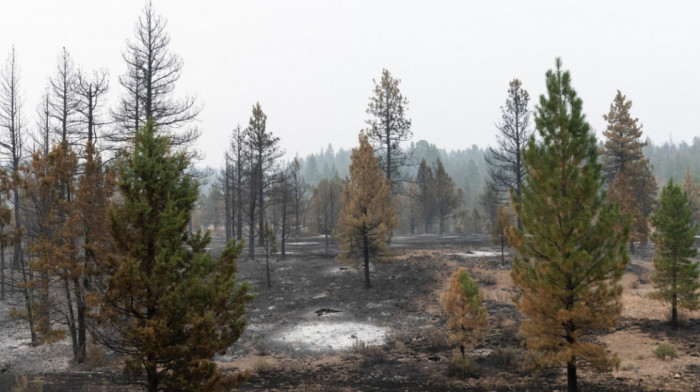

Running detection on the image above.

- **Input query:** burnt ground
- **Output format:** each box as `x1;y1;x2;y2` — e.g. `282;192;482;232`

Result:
1;234;699;391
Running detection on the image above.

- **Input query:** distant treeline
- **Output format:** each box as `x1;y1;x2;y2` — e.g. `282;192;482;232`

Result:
295;137;700;205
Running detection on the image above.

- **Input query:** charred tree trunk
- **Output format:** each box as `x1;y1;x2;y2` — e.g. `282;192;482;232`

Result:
567;359;577;392
73;277;87;363
363;234;371;289
19;254;37;346
64;278;78;361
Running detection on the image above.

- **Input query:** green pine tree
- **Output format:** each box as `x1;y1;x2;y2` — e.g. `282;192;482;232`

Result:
96;120;253;392
507;58;630;392
650;179;700;330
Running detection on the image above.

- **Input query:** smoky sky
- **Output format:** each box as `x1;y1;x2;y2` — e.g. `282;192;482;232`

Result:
2;0;699;168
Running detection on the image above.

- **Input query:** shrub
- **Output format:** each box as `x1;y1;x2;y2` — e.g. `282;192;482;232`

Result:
359;345;386;367
393;340;407;354
253;358;273;374
447;355;479;379
654;343;678;360
492;346;518;367
442;268;488;356
10;374;43;392
420;327;448;352
480;272;497;286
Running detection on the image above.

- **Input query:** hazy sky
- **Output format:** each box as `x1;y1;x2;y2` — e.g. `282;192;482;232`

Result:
2;1;700;168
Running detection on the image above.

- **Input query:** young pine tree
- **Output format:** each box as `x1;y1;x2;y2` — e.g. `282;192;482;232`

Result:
507;58;629;392
336;133;398;288
442;268;488;360
650;180;699;330
96;120;253;392
491;205;512;264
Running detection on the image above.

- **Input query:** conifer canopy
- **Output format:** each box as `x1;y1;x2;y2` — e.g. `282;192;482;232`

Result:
508;58;630;392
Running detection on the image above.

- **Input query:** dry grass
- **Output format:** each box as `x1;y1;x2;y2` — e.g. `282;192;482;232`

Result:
446;355;479;379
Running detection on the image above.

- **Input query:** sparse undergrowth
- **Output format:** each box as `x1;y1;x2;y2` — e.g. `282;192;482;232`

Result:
446;355;479;379
653;343;678;360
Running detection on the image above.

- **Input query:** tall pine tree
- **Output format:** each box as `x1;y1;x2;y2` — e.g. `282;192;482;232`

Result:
336;133;397;288
95;120;252;392
366;69;412;194
508;58;629;392
602;91;657;249
650;179;699;330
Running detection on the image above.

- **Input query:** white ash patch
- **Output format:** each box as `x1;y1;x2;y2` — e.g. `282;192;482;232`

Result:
324;266;355;275
445;250;502;258
0;300;73;373
273;321;388;352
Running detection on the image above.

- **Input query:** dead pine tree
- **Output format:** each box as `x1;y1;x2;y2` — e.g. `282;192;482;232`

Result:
484;79;531;230
263;221;277;288
110;0;201;149
336;133;397;288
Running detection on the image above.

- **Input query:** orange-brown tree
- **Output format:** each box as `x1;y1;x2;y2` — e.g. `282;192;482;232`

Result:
602;91;657;249
508;59;629;392
336;133;397;288
442;268;488;359
23;141;81;353
311;175;343;250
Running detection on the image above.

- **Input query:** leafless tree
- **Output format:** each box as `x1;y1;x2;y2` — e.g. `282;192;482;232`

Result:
0;47;26;268
484;79;531;229
75;69;109;146
110;1;200;149
0;47;36;344
245;103;282;250
49;47;80;145
34;87;52;155
288;157;310;236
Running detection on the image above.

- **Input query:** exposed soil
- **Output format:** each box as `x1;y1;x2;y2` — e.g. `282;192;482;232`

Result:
1;234;699;391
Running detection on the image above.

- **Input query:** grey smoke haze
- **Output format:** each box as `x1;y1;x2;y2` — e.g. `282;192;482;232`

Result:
1;0;699;168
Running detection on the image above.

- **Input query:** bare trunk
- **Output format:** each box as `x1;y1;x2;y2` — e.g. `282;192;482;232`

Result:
248;196;256;260
1;243;5;300
73;277;87;363
236;166;243;241
63;278;78;362
500;229;505;263
266;253;271;288
19;255;37;346
567;359;577;392
671;294;678;330
146;360;158;392
12;188;21;269
224;168;232;241
363;234;371;289
281;206;287;259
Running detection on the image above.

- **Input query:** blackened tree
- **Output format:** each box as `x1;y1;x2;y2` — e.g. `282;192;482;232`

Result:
110;1;200;148
484;79;531;229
